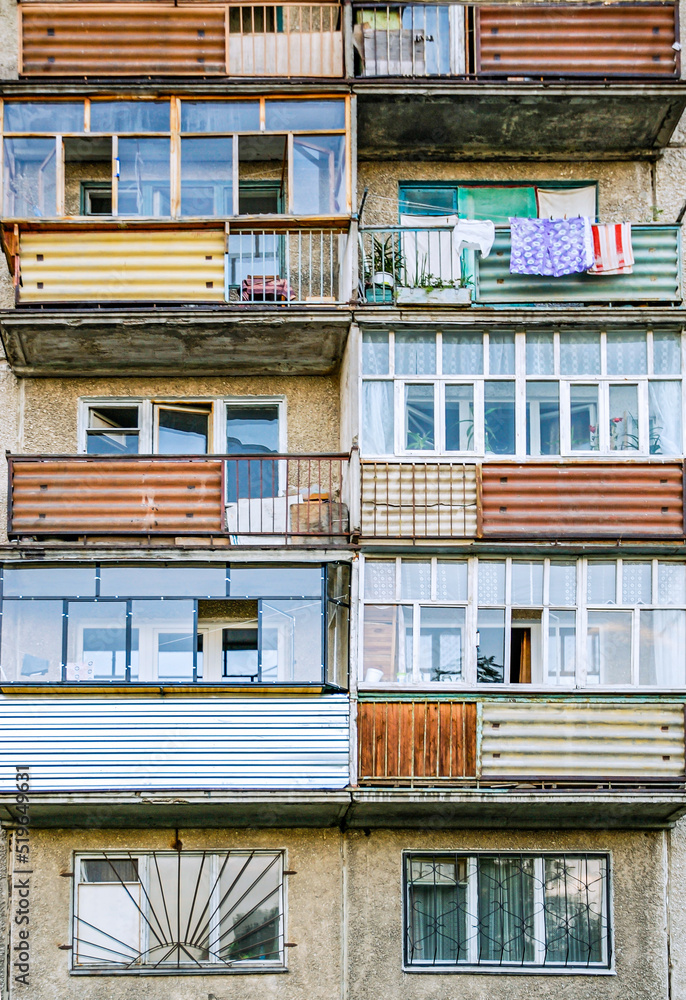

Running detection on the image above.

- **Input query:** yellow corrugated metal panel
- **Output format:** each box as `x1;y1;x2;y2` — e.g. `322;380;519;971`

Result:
481;702;685;778
360;461;478;538
19;231;225;303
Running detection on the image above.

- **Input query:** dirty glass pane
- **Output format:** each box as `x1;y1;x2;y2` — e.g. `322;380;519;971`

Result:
608;384;639;451
362;332;389;375
181;100;260;133
569;384;599;451
395;332;436;375
526;332;554;376
405;384;434;450
606;332;647;376
652;331;681;375
484;381;515;455
3;566;96;597
0;600;63;683
477;608;505;683
131;600;195;681
639;609;686;685
419;606;464;682
3;138;56;217
66;601;127;681
547;610;576;685
117;138;170;216
526;382;560;456
401;560;431;600
291;134;346;214
362;381;393;455
90;101;169;133
649;381;682;454
3;101;83;133
445;384;474;451
260;598;323;682
180;138;233;217
265;100;345;131
560;333;600;376
488;332;515;375
363;604;412;683
586;610;632;684
442;333;483;375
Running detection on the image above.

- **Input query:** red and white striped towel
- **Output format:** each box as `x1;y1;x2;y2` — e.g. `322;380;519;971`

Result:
589;223;634;275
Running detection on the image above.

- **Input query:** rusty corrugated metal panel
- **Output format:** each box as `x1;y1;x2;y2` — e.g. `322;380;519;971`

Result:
476;4;678;77
21;5;226;76
357;701;478;782
481;702;685;778
481;462;684;538
19;231;226;303
360;461;478;538
9;458;223;534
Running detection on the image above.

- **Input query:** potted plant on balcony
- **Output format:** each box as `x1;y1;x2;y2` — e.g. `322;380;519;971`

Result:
363;235;403;302
395;257;472;305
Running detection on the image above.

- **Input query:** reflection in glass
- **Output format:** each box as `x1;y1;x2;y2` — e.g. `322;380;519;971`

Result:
445;385;474;451
99;565;226;598
86;406;139;455
4;102;84;133
291;134;345;214
544;857;606;965
229;565;321;598
180;100;260;133
157;405;210;454
326;598;349;688
3;566;95;598
586;611;632;684
484;381;515;454
362;381;393;455
181;138;233;216
264;100;345;131
131;600;194;681
91;101;169;133
639;609;686;685
222;625;259;681
3;138;56;217
570;384;599;451
0;601;63;682
478;856;535;963
118;138;170;216
526;382;560;455
260;598;322;682
477;608;505;683
225;404;280;501
419;606;464;682
405;384;434;450
649;381;682;454
608;384;638;451
66;602;127;681
362;604;412;683
547;610;576;685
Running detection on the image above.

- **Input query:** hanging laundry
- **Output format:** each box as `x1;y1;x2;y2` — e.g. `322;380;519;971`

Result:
452;219;496;258
509;217;594;278
536;185;597;220
588;222;634;275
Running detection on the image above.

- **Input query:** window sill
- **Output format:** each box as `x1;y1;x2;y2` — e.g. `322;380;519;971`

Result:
70;966;289;977
0;683;345;697
402;966;615;976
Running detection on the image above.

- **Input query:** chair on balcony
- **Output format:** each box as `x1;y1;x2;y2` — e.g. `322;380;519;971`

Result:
241;274;296;302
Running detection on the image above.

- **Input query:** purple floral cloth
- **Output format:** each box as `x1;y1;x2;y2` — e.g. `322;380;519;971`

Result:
509;217;593;277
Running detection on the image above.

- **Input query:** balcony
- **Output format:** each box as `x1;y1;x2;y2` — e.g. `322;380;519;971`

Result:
358;224;682;308
19;2;344;78
7;453;354;544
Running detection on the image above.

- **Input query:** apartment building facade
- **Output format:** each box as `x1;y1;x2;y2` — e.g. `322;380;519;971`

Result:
1;1;686;998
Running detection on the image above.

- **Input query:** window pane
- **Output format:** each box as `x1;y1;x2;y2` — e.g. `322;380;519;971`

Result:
405;384;434;450
586;611;632;684
363;604;412;683
649;381;682;454
87;405;140;455
608;384;639;451
218;852;283;963
265;100;345;131
606;332;647;375
100;565;226;598
362;381;393;455
442;333;483;375
401;561;431;599
526;382;560;456
549;562;577;606
3;566;96;597
157;405;210;454
0;600;63;682
3;138;56;217
4;101;83;133
362;332;389;375
91;101;169;133
512;562;543;605
460;185;536;223
658;562;686;605
180;100;260;133
544;857;606;965
81;859;139;883
326;598;349;689
399;186;457;215
488;333;515;375
230;566;321;598
526;332;554;376
436;560;468;601
445;384;474;451
547;610;576;685
587;562;616;604
419;606;464;682
560;333;600;376
260;598;322;682
226;404;279;453
478;856;535;963
118;138;170;216
639;609;686;685
484;381;515;454
406;856;467;964
653;331;681;375
395;332;436;375
66;602;127;681
180;137;233;217
478;561;505;605
364;561;396;600
291;135;345;214
570;384;599;451
477;608;505;683
622;562;652;604
131;600;194;681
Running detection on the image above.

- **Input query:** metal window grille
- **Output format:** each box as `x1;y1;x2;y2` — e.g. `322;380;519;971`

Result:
73;850;285;973
404;853;611;970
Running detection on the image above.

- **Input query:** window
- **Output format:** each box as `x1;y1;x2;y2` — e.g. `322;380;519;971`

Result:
404;853;611;971
73;851;285;973
362;557;686;688
361;330;683;458
399;182;596;223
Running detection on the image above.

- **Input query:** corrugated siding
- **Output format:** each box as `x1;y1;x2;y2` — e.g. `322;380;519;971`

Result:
10;458;224;535
21;6;226;75
360;462;478;538
481;702;685;778
357;701;477;782
481;462;684;538
477;4;678;77
19;231;226;303
478;226;681;303
0;697;350;790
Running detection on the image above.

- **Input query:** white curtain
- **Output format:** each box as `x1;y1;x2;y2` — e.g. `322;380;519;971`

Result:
649;380;682;454
639;609;686;686
362;381;394;455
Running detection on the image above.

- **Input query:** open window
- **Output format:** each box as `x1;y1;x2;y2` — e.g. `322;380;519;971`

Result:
64;136;112;216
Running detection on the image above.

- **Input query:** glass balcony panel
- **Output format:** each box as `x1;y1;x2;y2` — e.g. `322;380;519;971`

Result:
0;600;63;682
3;138;56;217
117;138;170;216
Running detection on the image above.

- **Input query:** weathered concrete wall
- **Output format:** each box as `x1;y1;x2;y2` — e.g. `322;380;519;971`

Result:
668;818;686;999
0;0;18;79
20;374;340;455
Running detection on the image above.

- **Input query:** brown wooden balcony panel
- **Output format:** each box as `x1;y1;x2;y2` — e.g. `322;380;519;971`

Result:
481;461;685;538
358;701;478;783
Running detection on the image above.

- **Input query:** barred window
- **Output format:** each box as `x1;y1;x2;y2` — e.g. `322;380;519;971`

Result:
72;851;285;974
404;853;611;971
